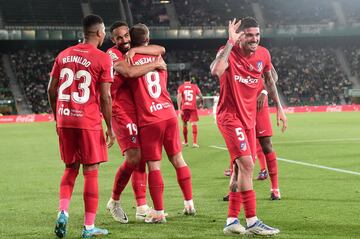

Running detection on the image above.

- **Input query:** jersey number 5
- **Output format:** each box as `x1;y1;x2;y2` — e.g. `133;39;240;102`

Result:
145;71;161;99
58;68;91;104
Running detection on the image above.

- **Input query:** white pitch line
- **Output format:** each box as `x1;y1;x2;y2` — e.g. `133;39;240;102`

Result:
273;137;360;145
209;145;360;176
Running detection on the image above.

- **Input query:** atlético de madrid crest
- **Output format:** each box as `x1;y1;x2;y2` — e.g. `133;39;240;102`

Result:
257;61;263;71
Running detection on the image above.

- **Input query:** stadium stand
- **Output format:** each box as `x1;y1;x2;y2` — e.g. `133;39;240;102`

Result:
344;46;360;77
130;0;169;26
1;0;82;27
271;46;353;105
173;0;253;26
9;49;57;113
89;0;122;26
0;0;359;114
261;0;337;27
341;0;360;25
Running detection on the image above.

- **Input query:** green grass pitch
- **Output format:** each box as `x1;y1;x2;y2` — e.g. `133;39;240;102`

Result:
0;112;359;238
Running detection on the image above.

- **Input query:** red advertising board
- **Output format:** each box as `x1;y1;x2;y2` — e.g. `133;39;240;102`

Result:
0;105;359;124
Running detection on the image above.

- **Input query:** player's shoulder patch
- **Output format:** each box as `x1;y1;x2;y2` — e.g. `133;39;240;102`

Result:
107;49;119;61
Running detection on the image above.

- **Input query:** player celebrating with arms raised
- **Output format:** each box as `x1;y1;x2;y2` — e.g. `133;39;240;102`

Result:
48;14;115;238
177;78;204;148
210;17;286;236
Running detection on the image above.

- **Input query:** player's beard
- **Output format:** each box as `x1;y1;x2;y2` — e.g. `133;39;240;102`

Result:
118;42;131;53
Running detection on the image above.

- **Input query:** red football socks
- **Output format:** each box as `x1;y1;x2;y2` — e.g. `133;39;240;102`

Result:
131;169;147;206
148;170;164;210
192;125;198;144
266;151;279;190
59;168;79;212
112;160;136;201
176;166;193;200
256;140;266;170
241;190;256;218
83;169;98;226
227;191;242;218
183;126;188;143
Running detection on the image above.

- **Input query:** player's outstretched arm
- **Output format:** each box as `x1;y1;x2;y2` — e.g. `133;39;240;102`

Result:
47;76;59;121
263;71;287;132
100;82;115;148
114;56;166;78
210;18;242;78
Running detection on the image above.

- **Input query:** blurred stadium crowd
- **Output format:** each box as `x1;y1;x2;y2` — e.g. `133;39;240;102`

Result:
1;0;360;114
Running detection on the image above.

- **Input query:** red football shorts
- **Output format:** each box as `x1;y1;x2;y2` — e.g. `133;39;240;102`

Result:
217;121;256;163
181;109;199;123
139;117;181;161
256;97;273;138
57;128;108;165
112;113;140;155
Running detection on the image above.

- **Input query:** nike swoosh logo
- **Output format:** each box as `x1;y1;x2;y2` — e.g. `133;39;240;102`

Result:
259;130;266;134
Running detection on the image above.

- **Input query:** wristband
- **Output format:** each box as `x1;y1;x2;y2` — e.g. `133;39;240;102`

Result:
261;89;268;96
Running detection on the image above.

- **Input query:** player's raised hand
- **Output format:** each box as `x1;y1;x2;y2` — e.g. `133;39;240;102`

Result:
106;128;116;148
228;18;243;45
155;55;167;71
276;108;287;133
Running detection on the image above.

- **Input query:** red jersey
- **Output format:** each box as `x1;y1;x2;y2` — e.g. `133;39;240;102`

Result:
50;43;113;130
216;45;271;129
128;54;176;127
106;46;137;118
177;82;201;110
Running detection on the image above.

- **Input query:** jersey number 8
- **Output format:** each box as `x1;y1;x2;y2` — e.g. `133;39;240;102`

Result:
145;71;161;99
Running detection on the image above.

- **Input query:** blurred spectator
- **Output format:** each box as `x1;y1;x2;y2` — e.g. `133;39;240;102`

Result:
271;46;352;105
174;0;253;26
10;49;57;113
262;0;337;28
131;0;170;26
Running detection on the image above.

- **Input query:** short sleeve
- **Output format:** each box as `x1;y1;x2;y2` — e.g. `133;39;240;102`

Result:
262;49;272;73
107;48;124;64
100;54;114;83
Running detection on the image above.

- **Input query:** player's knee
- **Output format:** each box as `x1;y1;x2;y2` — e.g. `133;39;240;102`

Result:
238;157;254;175
260;137;273;154
83;163;99;172
147;161;161;171
169;152;186;168
125;148;141;164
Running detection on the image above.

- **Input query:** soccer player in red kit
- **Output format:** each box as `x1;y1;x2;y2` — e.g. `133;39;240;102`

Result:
48;15;115;238
127;23;196;223
255;66;283;200
210;17;286;236
105;21;166;223
177;78;204;147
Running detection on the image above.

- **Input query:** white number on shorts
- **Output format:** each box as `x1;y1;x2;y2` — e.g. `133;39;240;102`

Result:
145;71;161;98
126;123;138;135
184;90;193;101
58;68;91;104
235;127;245;141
